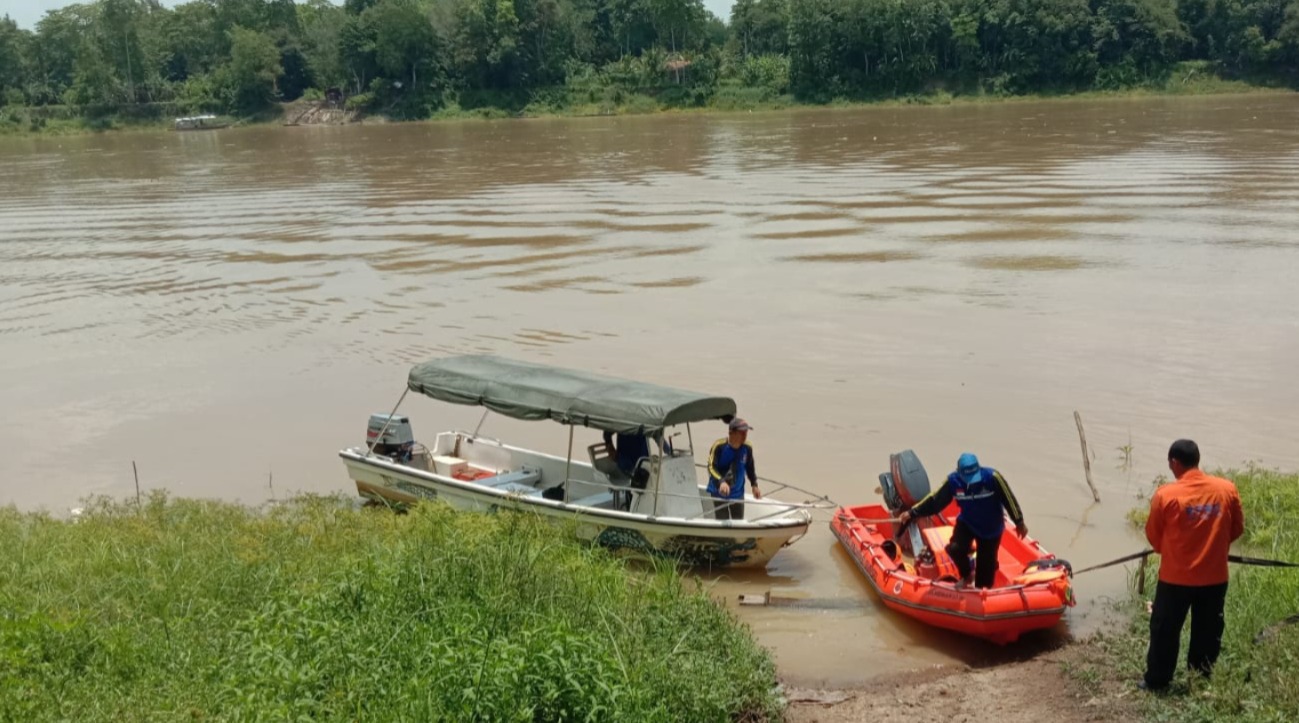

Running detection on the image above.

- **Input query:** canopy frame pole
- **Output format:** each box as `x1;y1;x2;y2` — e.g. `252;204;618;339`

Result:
652;452;661;519
471;409;490;438
366;388;410;458
564;425;574;503
686;423;694;456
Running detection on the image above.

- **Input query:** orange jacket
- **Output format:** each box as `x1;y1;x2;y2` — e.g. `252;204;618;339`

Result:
1146;469;1245;586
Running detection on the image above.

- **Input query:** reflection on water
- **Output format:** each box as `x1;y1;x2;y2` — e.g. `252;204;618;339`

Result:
3;94;1299;685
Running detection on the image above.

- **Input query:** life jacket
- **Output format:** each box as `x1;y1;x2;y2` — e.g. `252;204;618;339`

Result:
948;467;1006;539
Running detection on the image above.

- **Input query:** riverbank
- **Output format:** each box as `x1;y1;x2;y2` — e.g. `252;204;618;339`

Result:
784;645;1136;723
3;64;1292;138
0;495;781;721
1;472;1294;721
787;465;1299;723
1062;466;1299;722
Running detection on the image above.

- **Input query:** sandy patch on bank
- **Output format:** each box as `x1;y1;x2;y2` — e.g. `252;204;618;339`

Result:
783;641;1137;723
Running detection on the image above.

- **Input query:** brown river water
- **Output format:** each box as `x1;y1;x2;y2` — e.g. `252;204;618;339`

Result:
3;94;1298;685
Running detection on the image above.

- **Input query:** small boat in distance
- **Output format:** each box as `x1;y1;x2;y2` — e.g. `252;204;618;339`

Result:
173;115;230;131
832;450;1075;644
339;355;830;569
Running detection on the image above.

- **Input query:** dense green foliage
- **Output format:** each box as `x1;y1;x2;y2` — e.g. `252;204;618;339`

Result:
0;0;1296;125
0;494;781;721
1075;465;1299;722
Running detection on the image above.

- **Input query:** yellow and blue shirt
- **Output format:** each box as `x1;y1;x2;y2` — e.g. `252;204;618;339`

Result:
706;439;756;500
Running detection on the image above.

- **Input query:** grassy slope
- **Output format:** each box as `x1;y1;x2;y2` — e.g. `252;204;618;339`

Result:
0;493;781;722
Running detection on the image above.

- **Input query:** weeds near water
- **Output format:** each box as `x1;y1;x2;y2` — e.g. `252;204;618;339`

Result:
1117;434;1134;473
0;492;780;721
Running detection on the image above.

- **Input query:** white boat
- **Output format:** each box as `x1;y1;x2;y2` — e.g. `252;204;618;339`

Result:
173;115;229;131
339;355;829;568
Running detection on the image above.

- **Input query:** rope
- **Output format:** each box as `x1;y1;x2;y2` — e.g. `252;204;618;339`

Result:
1073;549;1299;576
1229;553;1299;568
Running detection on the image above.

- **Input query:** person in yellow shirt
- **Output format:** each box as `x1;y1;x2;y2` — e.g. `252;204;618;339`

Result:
1141;439;1245;692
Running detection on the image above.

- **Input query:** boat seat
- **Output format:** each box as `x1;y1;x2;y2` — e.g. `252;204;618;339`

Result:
486;467;543;493
587;442;629;483
569;490;616;509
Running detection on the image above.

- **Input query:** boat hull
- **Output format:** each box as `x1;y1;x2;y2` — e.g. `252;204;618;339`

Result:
343;450;810;569
831;503;1074;644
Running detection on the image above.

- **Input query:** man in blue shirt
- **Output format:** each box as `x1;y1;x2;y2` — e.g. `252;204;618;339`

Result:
898;452;1028;589
706;418;762;520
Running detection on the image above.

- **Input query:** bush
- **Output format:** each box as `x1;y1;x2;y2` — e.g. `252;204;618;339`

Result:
738;55;791;95
344;92;373;111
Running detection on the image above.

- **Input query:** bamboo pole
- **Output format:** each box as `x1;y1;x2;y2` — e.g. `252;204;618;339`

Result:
1074;411;1101;502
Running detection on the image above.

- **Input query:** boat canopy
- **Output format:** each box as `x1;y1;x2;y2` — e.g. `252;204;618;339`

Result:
406;355;736;434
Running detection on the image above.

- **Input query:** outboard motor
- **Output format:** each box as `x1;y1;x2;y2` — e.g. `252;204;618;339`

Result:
879;450;933;559
879;449;931;514
367;413;414;462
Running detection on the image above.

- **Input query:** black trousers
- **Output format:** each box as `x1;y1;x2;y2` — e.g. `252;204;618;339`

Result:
1144;580;1228;689
946;519;1001;588
712;498;745;520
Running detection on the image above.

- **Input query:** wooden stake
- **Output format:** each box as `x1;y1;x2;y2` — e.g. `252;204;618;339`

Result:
1074;411;1101;502
132;460;141;508
1137;552;1148;595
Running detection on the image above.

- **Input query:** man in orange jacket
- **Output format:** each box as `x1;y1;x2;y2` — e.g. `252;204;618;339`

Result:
1141;439;1245;692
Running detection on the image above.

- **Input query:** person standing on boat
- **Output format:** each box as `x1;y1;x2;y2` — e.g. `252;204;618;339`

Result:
897;453;1027;589
1140;439;1244;692
602;430;650;477
706;418;761;520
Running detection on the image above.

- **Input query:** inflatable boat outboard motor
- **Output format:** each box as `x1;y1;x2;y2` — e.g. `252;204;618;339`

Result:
879;449;932;558
878;449;931;513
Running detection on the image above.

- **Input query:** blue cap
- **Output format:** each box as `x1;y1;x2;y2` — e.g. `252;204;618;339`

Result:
957;453;981;483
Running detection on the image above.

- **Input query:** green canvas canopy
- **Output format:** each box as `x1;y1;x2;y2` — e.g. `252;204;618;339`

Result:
406;355;737;434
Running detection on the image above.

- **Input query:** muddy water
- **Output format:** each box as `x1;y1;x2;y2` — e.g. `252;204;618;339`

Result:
3;94;1299;685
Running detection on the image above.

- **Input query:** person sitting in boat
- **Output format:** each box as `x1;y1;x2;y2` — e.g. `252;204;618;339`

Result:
897;453;1028;589
706;418;762;520
602;430;650;478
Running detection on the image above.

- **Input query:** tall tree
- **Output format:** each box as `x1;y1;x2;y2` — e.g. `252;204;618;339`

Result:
0;15;31;105
299;0;348;89
220;25;283;112
451;0;523;88
647;0;704;52
339;12;378;93
368;0;441;88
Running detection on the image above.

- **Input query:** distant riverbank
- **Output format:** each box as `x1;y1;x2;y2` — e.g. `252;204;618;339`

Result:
3;66;1291;139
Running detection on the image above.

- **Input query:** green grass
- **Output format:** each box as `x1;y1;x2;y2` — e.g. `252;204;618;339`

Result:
1070;465;1299;722
0;492;781;722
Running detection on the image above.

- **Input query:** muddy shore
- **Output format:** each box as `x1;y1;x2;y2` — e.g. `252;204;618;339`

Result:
783;639;1138;722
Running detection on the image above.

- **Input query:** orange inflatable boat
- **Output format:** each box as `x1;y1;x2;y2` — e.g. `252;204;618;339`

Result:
831;451;1074;645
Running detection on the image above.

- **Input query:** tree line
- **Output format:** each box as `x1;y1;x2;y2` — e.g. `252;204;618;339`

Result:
0;0;1296;120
